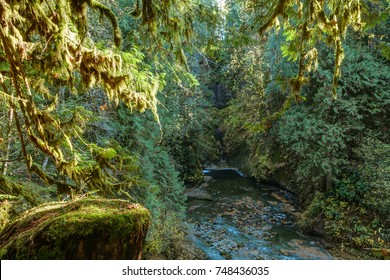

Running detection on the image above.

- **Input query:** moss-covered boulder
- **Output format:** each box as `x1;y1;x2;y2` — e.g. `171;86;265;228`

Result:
0;198;150;259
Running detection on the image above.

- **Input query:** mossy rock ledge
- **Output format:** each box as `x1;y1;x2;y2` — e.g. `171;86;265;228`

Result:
0;198;151;259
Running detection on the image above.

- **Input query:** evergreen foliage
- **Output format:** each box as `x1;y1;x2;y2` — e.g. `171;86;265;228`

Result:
0;0;389;260
222;2;389;257
0;0;206;259
233;0;387;100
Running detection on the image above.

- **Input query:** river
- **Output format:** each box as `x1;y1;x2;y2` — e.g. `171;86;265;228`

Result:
186;168;334;260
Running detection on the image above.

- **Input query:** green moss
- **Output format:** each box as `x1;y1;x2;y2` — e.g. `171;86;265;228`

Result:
0;198;150;259
0;176;41;207
0;201;12;232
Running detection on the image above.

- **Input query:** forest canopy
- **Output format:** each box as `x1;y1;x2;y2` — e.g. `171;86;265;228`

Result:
0;0;389;260
0;0;386;192
0;0;180;193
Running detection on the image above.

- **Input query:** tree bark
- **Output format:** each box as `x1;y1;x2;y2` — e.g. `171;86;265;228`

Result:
0;81;15;176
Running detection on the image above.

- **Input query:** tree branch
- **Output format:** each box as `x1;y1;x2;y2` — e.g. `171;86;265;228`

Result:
87;0;122;47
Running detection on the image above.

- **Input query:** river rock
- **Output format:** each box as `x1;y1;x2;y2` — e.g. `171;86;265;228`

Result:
308;213;325;236
186;187;213;201
285;239;334;259
0;198;150;259
204;176;213;182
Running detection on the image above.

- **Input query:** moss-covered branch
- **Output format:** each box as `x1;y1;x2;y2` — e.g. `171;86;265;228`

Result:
252;0;364;99
0;0;161;193
86;0;122;47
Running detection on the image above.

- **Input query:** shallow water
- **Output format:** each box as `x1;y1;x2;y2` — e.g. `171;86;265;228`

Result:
186;168;334;260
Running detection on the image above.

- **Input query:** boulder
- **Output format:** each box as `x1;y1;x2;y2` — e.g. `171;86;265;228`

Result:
0;198;150;259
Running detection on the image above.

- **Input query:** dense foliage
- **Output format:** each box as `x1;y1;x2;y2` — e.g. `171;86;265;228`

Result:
222;0;390;257
0;0;389;259
0;0;218;258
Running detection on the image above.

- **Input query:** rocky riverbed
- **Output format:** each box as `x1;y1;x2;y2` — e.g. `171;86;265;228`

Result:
186;168;334;260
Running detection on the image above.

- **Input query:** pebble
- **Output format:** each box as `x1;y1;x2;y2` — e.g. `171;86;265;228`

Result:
188;179;331;260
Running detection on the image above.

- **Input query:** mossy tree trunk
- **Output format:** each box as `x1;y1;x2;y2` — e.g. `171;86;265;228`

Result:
0;198;151;260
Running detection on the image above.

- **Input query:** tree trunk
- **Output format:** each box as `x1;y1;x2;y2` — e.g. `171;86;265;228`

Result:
1;102;14;176
325;151;333;192
325;168;332;192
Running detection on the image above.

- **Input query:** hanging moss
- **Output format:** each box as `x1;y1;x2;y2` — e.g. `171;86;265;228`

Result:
0;0;162;192
0;198;13;231
255;0;364;99
0;198;151;259
0;176;40;206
